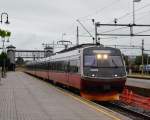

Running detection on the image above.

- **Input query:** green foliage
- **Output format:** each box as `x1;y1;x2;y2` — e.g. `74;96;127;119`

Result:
134;54;150;65
0;30;6;38
0;52;7;59
5;31;11;37
123;55;129;65
0;52;10;68
0;29;11;38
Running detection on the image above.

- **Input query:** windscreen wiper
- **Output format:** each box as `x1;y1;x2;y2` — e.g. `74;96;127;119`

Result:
112;59;119;68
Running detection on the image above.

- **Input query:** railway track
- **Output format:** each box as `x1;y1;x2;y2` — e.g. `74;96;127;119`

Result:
99;101;150;120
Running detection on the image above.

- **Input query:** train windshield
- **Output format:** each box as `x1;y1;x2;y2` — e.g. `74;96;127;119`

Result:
84;55;124;68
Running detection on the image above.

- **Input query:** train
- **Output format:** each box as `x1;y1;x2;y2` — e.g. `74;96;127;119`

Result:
25;44;127;101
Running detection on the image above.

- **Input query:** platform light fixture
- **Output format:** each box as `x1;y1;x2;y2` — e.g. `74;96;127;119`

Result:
0;12;10;24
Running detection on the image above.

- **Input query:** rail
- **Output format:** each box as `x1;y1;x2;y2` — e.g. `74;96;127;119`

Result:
108;102;150;120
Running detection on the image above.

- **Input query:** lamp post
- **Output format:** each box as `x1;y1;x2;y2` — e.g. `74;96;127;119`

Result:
0;12;10;24
147;55;149;65
133;0;141;24
0;12;10;77
0;12;10;52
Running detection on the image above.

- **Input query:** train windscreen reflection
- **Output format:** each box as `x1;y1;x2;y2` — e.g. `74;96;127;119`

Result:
84;55;124;68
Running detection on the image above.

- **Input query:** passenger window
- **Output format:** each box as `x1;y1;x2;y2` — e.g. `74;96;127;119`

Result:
70;60;78;73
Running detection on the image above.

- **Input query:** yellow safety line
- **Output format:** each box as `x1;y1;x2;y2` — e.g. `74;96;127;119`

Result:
49;84;121;120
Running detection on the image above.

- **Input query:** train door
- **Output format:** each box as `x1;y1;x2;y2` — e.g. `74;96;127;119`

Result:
66;61;70;85
47;62;50;80
80;48;84;77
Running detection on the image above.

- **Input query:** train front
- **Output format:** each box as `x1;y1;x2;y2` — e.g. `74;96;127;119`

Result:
81;46;127;101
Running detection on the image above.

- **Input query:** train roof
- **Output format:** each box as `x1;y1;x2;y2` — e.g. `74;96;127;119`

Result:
57;43;103;53
29;44;99;64
26;43;121;65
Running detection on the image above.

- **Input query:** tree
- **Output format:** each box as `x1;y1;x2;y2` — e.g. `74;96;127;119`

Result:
123;55;129;66
0;29;11;38
134;54;150;65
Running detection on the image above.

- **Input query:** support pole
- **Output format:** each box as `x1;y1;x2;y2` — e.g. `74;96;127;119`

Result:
133;0;135;24
76;26;79;45
95;23;98;44
2;39;4;52
141;39;144;75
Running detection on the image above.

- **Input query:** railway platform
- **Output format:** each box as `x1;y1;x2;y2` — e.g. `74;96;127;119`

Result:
128;74;150;80
0;72;131;120
126;77;150;89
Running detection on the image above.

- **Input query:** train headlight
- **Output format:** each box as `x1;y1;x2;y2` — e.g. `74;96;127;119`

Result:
103;54;108;59
114;74;118;77
96;54;102;60
92;74;95;77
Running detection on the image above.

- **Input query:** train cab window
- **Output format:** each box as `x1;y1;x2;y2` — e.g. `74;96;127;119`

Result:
84;56;97;67
84;55;124;68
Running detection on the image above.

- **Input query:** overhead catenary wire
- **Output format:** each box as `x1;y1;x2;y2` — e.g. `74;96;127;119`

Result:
100;26;128;34
76;19;94;39
67;1;150;46
80;2;150;37
135;28;150;35
135;10;150;22
119;2;150;19
117;10;150;23
78;0;121;20
107;2;150;23
74;1;150;39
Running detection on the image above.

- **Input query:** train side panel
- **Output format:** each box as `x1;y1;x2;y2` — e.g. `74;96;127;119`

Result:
68;73;81;89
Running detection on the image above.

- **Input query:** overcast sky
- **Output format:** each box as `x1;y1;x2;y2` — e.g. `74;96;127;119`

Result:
0;0;150;55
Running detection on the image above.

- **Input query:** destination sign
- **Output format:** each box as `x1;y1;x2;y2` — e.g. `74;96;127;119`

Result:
93;50;111;54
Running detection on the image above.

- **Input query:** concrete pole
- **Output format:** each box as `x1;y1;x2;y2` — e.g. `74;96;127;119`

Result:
76;26;79;45
133;0;135;24
95;23;98;44
141;39;144;75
